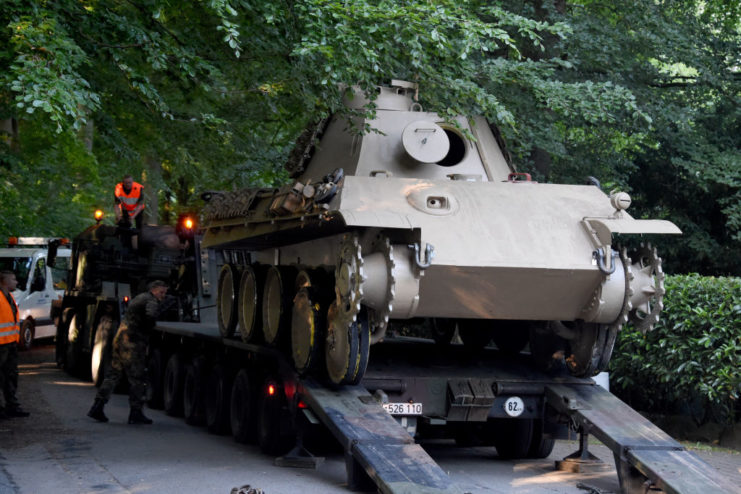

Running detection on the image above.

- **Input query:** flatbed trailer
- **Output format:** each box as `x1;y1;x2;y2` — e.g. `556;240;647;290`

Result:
149;322;737;494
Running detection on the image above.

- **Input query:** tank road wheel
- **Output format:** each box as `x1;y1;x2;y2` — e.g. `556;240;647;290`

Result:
491;418;534;460
183;358;207;426
217;264;240;338
325;300;360;385
238;266;264;343
257;377;296;456
164;353;186;417
230;369;258;444
530;321;616;377
291;271;323;375
206;364;232;435
262;266;297;347
91;315;115;387
147;346;165;410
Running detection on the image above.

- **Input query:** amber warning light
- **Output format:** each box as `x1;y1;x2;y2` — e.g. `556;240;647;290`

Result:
183;217;194;229
94;209;104;223
267;384;276;396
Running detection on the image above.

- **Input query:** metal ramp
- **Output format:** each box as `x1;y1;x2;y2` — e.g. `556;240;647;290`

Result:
545;383;739;494
300;378;464;494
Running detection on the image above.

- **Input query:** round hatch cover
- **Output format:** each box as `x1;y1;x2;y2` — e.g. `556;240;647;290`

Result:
402;120;450;163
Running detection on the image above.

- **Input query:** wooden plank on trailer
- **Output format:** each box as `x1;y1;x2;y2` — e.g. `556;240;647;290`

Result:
627;448;741;494
353;442;464;494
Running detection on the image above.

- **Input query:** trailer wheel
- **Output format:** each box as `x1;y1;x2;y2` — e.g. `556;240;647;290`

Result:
164;353;186;416
527;419;555;459
19;319;34;351
183;358;207;426
147;347;165;409
230;369;258;443
91;315;115;387
491;418;534;460
217;264;240;338
206;364;232;435
257;377;295;456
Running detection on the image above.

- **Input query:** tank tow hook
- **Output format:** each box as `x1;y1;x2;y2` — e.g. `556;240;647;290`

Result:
409;242;434;269
593;247;618;275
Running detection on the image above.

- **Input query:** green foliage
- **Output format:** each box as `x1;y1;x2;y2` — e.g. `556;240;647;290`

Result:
610;274;741;424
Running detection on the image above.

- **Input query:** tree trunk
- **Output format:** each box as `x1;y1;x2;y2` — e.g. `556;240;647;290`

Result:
0;118;19;153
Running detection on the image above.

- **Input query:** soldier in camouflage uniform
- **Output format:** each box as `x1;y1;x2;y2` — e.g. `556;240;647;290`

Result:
87;280;168;424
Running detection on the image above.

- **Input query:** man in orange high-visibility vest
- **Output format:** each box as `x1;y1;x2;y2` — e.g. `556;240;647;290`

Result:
0;270;29;419
114;174;145;249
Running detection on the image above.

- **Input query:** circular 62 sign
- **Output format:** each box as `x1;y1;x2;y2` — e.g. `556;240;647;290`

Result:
503;396;525;417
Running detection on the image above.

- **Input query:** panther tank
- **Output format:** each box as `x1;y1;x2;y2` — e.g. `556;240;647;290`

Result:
201;80;681;385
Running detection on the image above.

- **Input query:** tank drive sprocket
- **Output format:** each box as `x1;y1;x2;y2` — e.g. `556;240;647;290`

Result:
628;243;665;333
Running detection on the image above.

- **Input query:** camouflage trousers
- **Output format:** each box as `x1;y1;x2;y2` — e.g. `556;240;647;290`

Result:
0;342;20;410
96;328;148;410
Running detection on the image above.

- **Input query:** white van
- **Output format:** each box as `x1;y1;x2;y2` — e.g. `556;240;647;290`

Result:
0;237;71;350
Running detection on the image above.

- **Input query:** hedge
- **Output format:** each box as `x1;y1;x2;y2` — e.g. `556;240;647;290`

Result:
609;274;741;424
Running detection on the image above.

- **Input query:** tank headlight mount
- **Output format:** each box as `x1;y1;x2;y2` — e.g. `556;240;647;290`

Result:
610;191;631;212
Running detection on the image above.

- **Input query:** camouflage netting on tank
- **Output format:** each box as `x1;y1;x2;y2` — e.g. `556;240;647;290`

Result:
202;189;270;222
284;118;328;178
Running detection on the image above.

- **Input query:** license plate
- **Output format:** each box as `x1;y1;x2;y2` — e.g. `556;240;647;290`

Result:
383;402;423;415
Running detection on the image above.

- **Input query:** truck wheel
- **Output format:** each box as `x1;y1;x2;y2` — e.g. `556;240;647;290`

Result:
206;364;232;435
183;358;207;426
65;313;85;377
527;419;555;459
56;308;73;368
147;347;165;410
257;377;295;456
19;319;34;351
491;418;534;460
164;353;186;416
91;315;115;387
230;369;258;443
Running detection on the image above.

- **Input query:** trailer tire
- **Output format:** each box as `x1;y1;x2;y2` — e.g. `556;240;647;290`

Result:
492;418;534;460
206;364;232;435
91;315;115;387
230;369;258;443
147;347;165;409
164;353;186;417
257;378;295;456
527;419;555;459
183;358;207;426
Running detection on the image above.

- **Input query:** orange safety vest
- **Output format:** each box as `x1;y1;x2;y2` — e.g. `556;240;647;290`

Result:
0;291;19;345
115;181;145;212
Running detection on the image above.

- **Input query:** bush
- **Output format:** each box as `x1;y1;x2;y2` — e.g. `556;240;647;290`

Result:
610;274;741;424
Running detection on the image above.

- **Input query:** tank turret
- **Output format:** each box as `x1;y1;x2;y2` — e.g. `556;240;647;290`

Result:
202;81;681;384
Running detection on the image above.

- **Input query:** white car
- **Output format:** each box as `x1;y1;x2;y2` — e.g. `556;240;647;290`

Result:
0;237;71;350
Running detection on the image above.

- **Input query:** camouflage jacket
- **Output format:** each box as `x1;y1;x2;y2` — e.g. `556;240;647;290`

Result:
120;291;161;341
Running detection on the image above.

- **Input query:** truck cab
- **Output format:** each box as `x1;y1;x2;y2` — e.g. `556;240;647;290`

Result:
0;237;71;350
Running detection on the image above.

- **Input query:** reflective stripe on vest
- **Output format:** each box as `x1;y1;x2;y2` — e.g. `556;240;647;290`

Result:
115;182;145;212
0;293;19;345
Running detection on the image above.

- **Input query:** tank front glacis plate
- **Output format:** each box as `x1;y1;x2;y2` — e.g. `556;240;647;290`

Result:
335;176;616;321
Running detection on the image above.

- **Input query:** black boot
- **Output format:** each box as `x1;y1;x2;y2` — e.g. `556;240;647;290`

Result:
128;408;153;425
87;399;108;422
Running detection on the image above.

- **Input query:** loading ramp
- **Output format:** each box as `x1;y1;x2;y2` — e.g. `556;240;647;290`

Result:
545;383;739;494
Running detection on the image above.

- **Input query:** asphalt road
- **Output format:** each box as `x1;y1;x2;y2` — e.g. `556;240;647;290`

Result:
1;344;738;494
